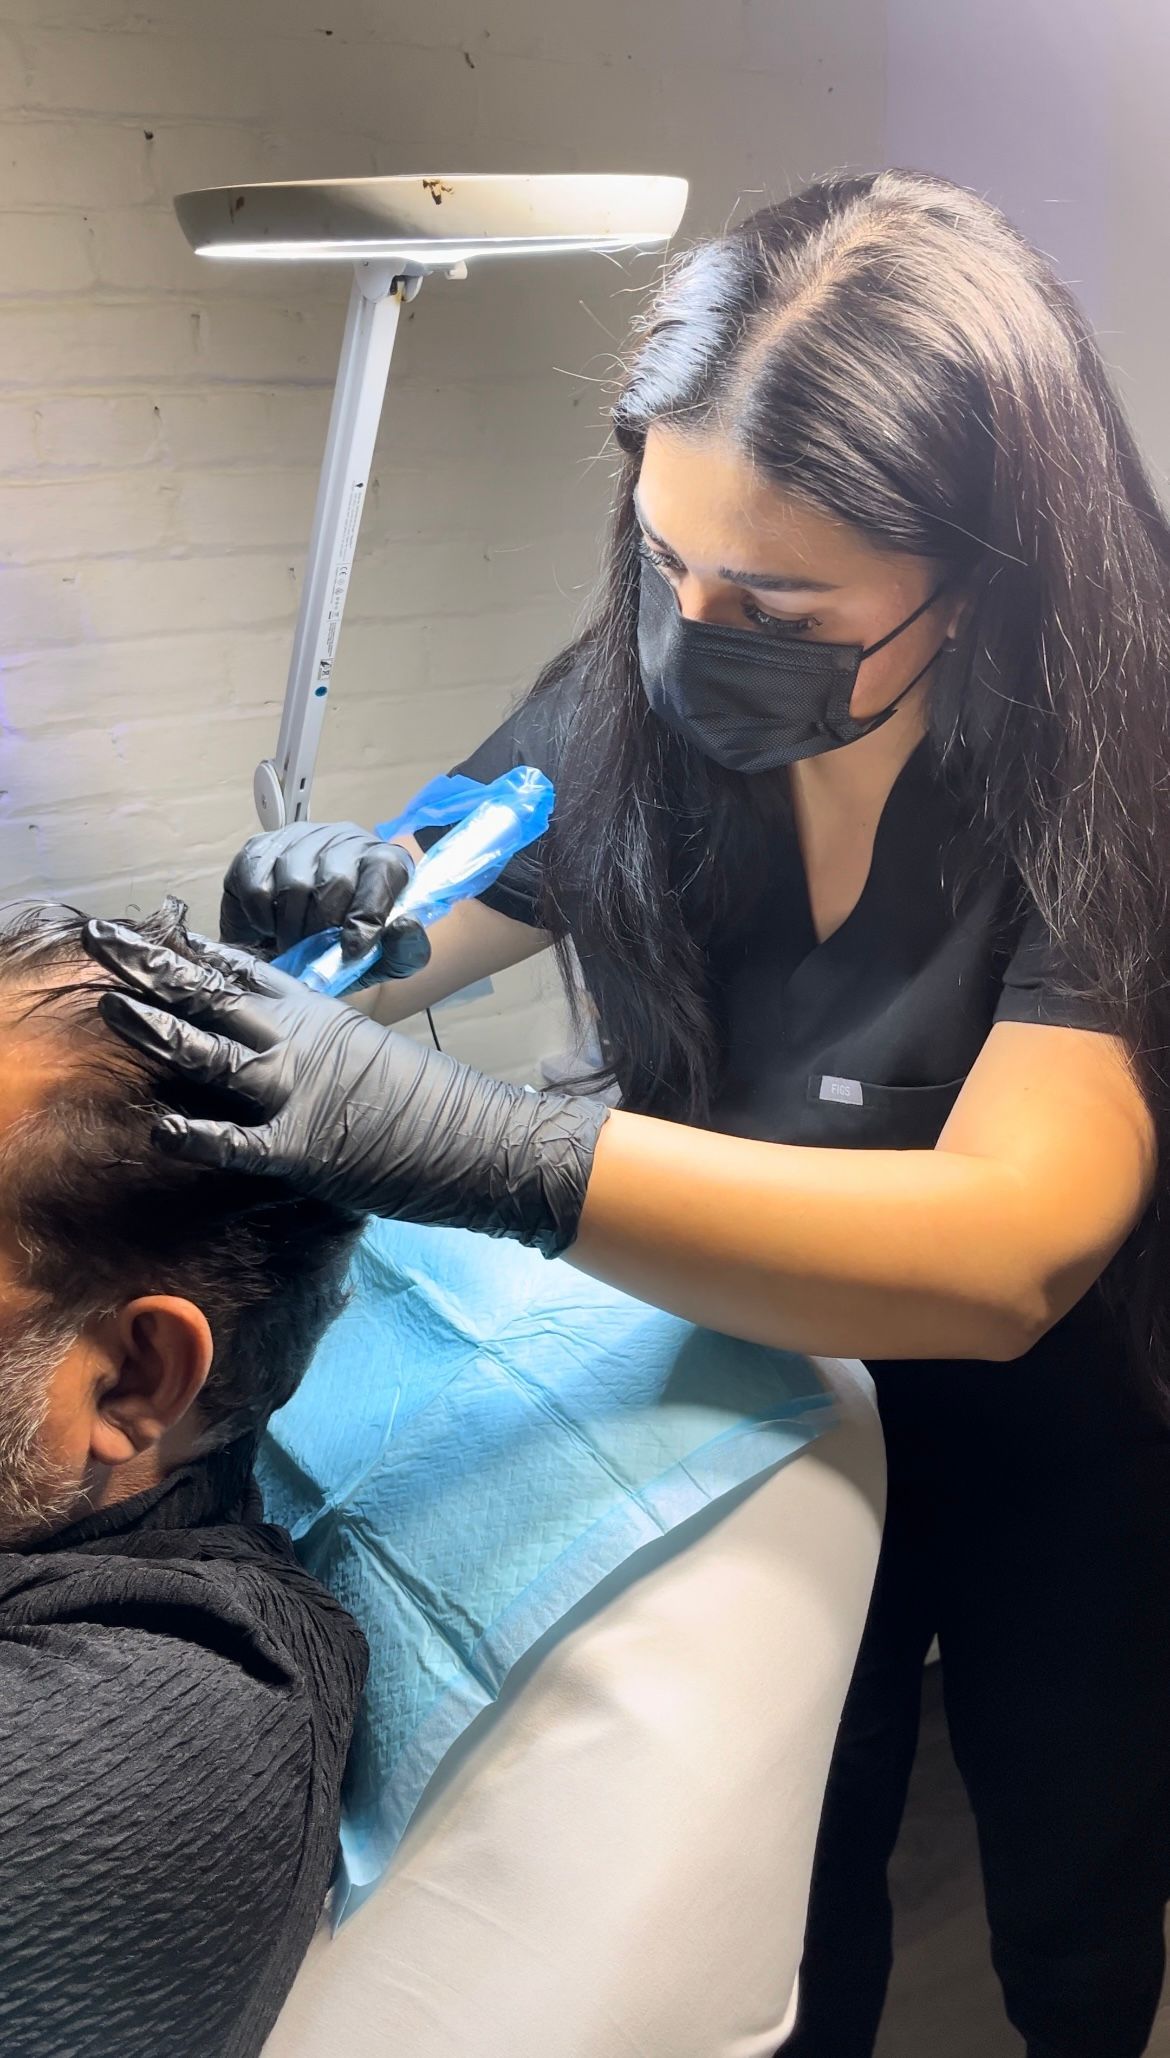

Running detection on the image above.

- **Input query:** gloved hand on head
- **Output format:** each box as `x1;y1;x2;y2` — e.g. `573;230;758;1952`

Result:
220;822;431;990
82;923;608;1260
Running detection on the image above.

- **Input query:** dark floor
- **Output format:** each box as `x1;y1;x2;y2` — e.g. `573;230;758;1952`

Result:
875;1665;1170;2057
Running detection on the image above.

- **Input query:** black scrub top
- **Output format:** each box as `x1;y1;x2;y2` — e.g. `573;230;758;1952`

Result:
428;670;1164;1457
431;669;1107;1153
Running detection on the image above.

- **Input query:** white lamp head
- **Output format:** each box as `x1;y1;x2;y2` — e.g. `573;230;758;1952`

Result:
175;172;688;269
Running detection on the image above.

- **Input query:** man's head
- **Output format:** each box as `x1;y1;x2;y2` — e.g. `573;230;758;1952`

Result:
0;897;363;1547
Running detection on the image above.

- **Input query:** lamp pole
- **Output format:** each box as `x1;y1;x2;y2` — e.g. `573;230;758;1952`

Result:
254;261;437;830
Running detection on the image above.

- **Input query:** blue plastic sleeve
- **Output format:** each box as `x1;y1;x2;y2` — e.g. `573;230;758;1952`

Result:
274;767;554;999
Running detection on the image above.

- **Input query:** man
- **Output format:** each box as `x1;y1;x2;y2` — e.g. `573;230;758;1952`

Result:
0;897;368;2058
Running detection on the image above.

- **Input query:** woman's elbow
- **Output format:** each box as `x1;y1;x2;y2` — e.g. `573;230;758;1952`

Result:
981;1316;1046;1364
983;1269;1087;1362
911;1273;1057;1362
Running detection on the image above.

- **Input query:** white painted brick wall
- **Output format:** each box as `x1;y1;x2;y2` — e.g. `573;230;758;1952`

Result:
0;0;885;1081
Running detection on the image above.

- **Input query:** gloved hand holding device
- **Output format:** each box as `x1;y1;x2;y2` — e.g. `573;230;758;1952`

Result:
221;822;430;990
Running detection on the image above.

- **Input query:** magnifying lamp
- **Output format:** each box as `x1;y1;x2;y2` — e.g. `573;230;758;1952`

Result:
176;173;689;829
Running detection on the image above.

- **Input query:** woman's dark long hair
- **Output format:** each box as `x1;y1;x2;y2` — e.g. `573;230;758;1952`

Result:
533;167;1170;1373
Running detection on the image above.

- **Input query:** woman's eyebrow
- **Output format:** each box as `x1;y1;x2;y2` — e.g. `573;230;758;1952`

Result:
633;498;839;594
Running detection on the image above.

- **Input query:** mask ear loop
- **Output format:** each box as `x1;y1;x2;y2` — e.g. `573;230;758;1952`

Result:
856;590;956;727
848;647;940;735
858;578;951;662
887;635;953;709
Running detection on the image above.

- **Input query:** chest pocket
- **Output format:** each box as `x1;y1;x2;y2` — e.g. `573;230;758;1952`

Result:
807;1074;967;1149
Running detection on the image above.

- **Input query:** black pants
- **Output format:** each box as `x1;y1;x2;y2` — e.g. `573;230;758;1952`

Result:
785;1293;1170;2058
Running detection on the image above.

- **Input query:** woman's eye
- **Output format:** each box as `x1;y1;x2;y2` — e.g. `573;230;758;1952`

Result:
638;541;820;638
638;540;682;579
742;600;821;638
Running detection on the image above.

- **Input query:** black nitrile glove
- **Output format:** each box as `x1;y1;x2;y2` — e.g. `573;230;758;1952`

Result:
83;921;608;1257
220;822;430;990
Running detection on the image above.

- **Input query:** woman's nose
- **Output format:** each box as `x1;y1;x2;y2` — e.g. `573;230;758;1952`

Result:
675;575;736;626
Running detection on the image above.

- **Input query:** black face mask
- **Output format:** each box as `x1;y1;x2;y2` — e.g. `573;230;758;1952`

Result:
636;557;950;773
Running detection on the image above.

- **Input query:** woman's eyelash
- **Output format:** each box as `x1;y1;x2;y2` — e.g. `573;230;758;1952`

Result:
638;539;682;575
742;600;821;637
638;540;820;638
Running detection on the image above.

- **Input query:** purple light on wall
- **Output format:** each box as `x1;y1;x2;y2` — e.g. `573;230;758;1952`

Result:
884;0;1112;326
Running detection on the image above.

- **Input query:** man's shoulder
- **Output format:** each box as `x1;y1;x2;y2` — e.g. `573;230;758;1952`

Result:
186;1518;370;1719
0;1540;359;2057
0;1525;365;1736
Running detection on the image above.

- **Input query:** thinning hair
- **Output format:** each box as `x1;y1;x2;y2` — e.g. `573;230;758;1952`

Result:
0;897;362;1448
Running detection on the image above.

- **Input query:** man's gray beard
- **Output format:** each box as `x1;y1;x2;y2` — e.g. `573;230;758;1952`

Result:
0;1317;89;1549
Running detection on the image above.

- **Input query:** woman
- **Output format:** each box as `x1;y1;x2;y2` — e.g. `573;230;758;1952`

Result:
87;169;1170;2056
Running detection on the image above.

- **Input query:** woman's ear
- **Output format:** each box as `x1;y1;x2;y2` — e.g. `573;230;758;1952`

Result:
87;1298;213;1469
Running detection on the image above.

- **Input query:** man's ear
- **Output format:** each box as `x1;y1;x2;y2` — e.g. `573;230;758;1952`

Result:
87;1298;213;1468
